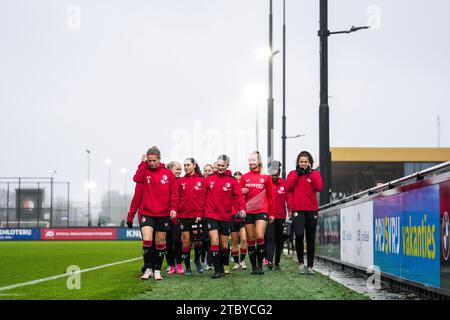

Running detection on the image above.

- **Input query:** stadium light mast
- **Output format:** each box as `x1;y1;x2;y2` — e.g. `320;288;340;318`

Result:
86;149;92;226
268;0;274;166
318;0;369;205
105;158;112;221
281;0;287;179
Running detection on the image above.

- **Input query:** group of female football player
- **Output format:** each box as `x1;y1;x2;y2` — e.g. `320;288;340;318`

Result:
126;146;323;280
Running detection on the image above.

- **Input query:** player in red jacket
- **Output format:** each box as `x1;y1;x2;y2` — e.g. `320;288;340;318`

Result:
230;171;248;271
204;154;246;279
241;151;275;275
201;163;215;270
165;161;183;275
132;146;178;280
265;160;289;271
285;151;323;275
126;155;158;276
177;158;207;275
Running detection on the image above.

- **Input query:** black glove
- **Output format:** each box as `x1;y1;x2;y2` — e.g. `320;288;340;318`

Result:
296;165;305;176
127;221;133;228
304;166;312;174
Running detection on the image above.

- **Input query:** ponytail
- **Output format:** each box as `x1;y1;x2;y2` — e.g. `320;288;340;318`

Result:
185;158;204;177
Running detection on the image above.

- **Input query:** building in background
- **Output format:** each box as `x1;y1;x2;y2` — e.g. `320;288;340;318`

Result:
330;147;450;201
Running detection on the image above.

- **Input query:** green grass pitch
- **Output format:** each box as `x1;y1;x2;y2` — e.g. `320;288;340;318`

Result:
0;241;369;300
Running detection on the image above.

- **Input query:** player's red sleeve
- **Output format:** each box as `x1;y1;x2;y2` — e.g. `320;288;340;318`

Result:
232;179;246;212
133;161;148;183
240;177;245;188
127;183;143;223
310;170;324;193
265;177;275;218
285;170;298;193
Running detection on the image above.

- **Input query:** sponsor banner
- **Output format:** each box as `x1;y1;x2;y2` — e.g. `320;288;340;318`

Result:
374;184;440;288
340;201;373;268
41;228;117;240
316;209;340;260
0;228;40;240
116;228;142;240
440;180;450;290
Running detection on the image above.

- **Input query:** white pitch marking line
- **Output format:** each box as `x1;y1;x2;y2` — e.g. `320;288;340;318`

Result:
0;257;141;292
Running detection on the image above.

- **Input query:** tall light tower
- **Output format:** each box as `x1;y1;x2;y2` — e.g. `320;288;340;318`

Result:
318;0;369;205
281;0;287;178
267;0;274;165
105;158;112;220
86;149;91;226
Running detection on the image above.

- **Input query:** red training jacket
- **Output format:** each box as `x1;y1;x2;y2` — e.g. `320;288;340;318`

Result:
240;170;274;218
204;170;246;222
285;169;323;211
176;172;207;219
272;178;289;220
132;161;178;217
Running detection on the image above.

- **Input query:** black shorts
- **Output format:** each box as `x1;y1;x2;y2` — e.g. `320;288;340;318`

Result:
179;218;197;232
244;212;268;225
139;215;171;232
205;218;231;236
231;219;245;233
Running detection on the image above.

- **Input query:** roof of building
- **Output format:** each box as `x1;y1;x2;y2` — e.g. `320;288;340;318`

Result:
331;147;450;162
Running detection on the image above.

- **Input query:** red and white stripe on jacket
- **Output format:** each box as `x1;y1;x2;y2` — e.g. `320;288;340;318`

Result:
240;170;274;218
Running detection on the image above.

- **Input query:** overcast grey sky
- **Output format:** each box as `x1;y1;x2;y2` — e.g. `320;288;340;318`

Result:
1;0;449;205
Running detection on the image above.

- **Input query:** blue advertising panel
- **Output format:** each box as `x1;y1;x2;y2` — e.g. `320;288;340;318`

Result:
116;228;142;240
0;228;41;240
374;185;440;288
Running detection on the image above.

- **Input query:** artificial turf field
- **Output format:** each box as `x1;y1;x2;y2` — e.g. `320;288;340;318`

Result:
0;241;369;300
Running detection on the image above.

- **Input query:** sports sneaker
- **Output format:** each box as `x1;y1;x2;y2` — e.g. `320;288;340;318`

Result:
205;264;213;271
166;266;171;273
195;261;204;273
211;272;222;279
185;268;192;276
224;265;230;274
239;261;247;270
167;266;176;275
263;258;268;266
267;261;273;270
306;267;315;275
154;270;163;280
176;264;184;274
298;263;306;275
232;263;240;271
141;268;153;280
